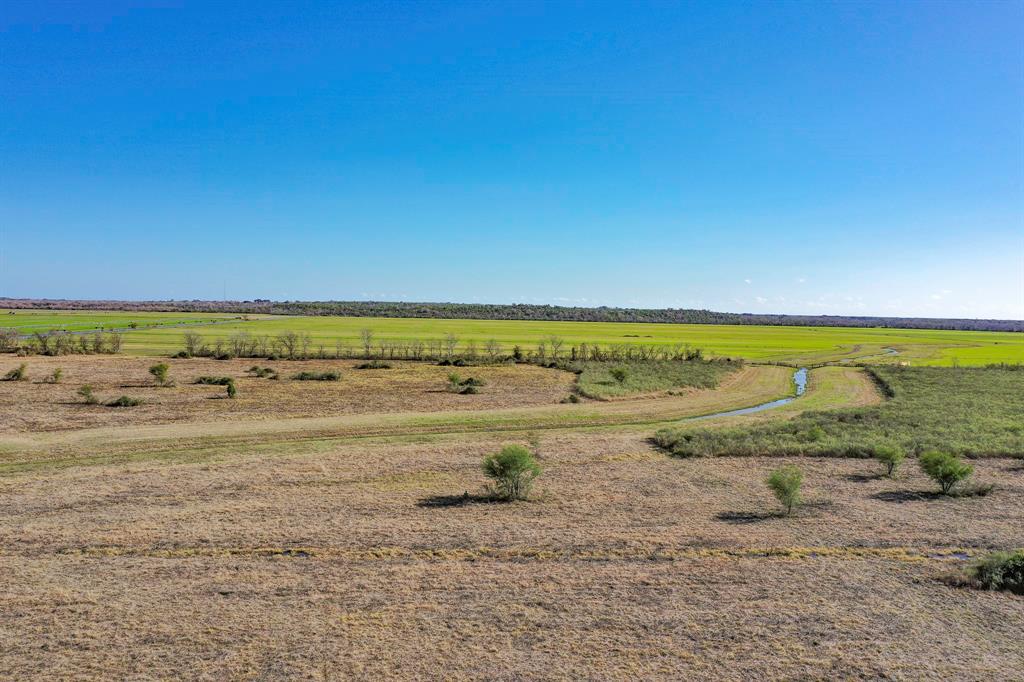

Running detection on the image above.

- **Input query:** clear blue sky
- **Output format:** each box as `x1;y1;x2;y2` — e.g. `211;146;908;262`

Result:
1;1;1022;318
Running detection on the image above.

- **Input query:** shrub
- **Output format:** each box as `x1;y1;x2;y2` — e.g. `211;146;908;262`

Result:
482;445;541;501
246;366;276;378
968;550;1024;595
292;371;340;381
195;376;234;385
2;363;27;381
77;384;98;404
355;360;392;369
45;367;63;384
149;362;170;386
873;444;905;478
609;366;629;384
919;450;973;495
460;385;479;394
767;465;803;515
226;379;237;399
106;396;142;407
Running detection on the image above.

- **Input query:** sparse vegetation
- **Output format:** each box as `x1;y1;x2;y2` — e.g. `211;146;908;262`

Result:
576;359;738;399
919;450;974;495
965;550;1024;595
149;362;171;386
292;371;340;381
195;376;234;386
767;465;803;515
482;445;541;501
105;396;142;408
44;367;63;384
77;384;98;404
225;379;237;399
446;373;485;393
3;363;28;381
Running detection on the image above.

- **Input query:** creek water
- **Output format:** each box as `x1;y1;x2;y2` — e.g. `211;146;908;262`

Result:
682;367;808;422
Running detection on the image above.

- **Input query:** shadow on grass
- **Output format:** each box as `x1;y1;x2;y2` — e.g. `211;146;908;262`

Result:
844;472;885;483
417;492;502;508
872;490;945;503
715;510;780;524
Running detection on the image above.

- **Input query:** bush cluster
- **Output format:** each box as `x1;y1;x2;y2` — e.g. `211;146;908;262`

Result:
292;371;340;381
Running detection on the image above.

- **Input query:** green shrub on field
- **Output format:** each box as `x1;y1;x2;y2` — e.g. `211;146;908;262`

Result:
44;367;63;384
967;550;1024;595
106;396;142;407
226;379;237;399
873;444;905;477
767;465;803;515
2;363;28;381
919;450;973;495
292;371;340;381
482;445;541;501
576;359;738;399
195;376;234;385
652;366;1024;458
149;362;170;386
77;384;98;404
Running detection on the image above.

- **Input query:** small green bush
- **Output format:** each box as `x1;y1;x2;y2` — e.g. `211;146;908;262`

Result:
873;444;905;477
460;384;480;394
246;366;276;378
226;380;237;399
919;450;973;495
292;371;340;381
609;366;629;384
77;384;98;404
2;363;27;381
45;367;63;384
968;550;1024;595
195;376;234;385
767;465;803;515
482;445;541;501
149;362;170;386
106;396;142;407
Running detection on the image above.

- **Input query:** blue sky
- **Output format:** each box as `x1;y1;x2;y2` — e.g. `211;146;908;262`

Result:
1;1;1021;319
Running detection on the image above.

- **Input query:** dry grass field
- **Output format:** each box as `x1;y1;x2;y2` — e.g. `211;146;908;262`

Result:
1;355;1021;680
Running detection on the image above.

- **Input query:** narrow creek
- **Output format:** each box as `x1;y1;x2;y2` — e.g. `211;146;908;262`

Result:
681;367;808;423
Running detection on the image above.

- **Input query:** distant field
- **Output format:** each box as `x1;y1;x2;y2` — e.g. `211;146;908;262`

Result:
4;309;1023;366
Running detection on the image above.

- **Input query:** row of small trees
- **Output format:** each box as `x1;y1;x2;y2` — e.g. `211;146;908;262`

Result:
0;329;123;356
177;329;710;363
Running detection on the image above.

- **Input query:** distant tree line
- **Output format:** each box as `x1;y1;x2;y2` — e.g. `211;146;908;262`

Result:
3;298;1020;332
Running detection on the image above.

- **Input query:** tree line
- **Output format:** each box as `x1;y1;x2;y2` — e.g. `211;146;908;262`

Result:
0;329;123;355
4;298;1020;332
177;329;718;364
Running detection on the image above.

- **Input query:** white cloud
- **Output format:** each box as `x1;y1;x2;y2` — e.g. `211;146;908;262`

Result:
744;279;752;284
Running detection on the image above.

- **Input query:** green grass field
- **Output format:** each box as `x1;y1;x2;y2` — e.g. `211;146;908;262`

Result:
4;309;1022;366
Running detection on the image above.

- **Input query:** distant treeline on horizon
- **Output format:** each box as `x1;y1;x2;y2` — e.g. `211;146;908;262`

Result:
2;298;1021;333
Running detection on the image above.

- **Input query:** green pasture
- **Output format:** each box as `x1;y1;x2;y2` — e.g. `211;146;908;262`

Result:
3;309;1022;366
0;309;244;334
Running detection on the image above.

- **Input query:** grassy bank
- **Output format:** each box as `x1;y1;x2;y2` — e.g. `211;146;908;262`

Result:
654;365;1024;458
574;360;740;399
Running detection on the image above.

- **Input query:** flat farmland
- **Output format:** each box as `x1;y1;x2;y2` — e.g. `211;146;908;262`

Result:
6;309;1023;366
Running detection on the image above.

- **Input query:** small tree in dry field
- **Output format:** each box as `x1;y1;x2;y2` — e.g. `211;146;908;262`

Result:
149;363;171;386
873;444;905;478
919;450;973;495
443;333;459;361
225;379;237;399
182;331;202;357
485;339;502;362
767;465;803;516
45;367;63;384
482;445;541;501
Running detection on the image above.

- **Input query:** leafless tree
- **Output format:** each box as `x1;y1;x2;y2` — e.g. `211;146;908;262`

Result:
276;331;299;359
484;339;502;361
183;331;203;356
443;333;459;360
547;336;564;361
360;329;374;358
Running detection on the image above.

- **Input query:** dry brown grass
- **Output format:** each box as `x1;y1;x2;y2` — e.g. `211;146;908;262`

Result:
0;358;1019;679
0;356;576;433
0;425;1021;679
